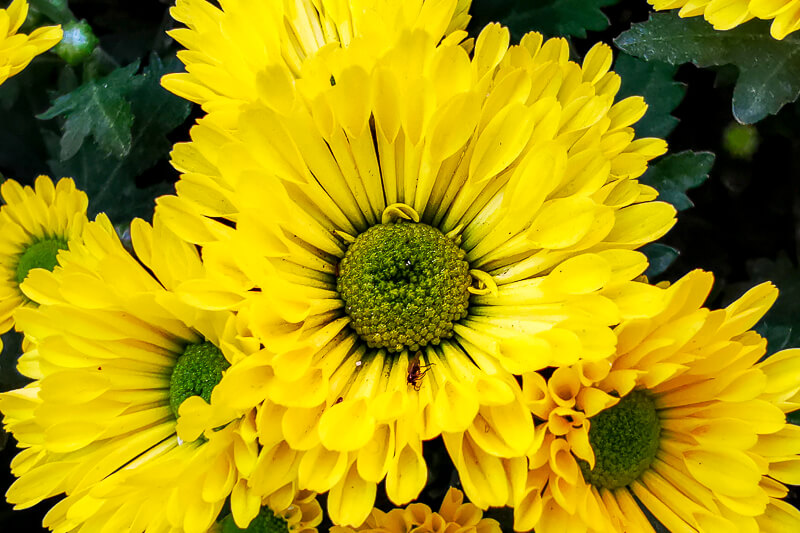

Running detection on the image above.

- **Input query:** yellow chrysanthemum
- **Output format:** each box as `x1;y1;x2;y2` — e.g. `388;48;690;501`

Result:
0;215;303;533
157;23;677;526
648;0;800;39
0;0;62;85
330;487;500;533
214;490;322;533
162;0;472;114
447;269;800;532
0;176;88;352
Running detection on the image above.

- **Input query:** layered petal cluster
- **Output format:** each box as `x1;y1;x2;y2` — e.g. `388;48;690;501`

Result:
454;269;800;532
0;215;297;533
0;0;62;85
648;0;800;39
163;0;472;114
158;19;677;527
330;487;500;533
0;176;88;350
215;490;322;533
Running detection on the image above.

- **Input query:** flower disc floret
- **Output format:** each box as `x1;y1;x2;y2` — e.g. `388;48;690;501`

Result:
337;222;471;353
579;389;661;489
169;341;230;417
14;237;68;283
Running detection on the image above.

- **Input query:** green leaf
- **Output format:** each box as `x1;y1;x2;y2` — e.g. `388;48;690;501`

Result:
38;61;139;159
28;0;75;25
614;53;686;139
640;150;715;211
47;54;192;224
642;243;680;279
502;0;619;40
615;13;800;124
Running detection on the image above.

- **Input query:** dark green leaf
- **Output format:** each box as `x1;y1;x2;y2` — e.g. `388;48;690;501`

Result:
615;53;686;138
28;0;75;25
0;68;54;179
38;61;139;159
642;243;680;279
0;330;27;394
615;13;800;124
60;111;92;160
502;0;619;40
640;151;715;211
47;54;191;224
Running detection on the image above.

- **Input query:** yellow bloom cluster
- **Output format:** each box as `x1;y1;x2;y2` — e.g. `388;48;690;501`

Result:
449;270;800;531
0;1;799;533
648;0;800;39
0;0;62;86
157;6;678;526
331;487;501;533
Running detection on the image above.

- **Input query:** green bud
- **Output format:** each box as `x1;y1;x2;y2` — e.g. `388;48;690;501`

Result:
723;122;759;160
54;20;99;66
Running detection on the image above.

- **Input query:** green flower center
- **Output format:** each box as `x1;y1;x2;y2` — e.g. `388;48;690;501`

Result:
219;508;289;533
169;341;230;418
15;237;69;284
579;389;661;490
337;221;471;353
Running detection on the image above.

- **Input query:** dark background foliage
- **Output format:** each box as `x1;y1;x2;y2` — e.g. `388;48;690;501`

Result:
1;0;800;530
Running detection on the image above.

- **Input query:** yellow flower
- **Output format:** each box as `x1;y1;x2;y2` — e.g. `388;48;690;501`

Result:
330;487;500;533
162;0;472;114
450;269;800;532
0;215;301;532
157;22;676;526
215;490;322;533
0;176;88;353
648;0;800;39
0;0;62;85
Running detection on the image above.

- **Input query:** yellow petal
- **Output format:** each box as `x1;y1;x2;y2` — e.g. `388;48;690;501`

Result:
540;253;611;295
683;448;761;498
327;461;377;527
433;380;479;432
230;479;260;528
318;399;376;452
526;197;601;249
385;443;427;504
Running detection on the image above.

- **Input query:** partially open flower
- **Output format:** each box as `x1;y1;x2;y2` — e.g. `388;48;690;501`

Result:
216;490;322;533
163;0;472;114
330;487;500;533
